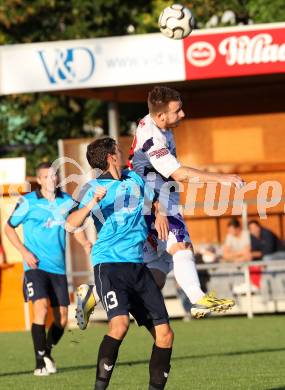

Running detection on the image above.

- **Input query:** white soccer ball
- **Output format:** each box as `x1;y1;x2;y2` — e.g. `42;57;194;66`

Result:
158;4;194;40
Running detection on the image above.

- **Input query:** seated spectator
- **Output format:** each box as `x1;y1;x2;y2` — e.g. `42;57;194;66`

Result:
249;220;285;261
222;218;260;294
223;218;251;263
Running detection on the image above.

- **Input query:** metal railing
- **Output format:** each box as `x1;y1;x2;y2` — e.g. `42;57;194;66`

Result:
67;259;285;319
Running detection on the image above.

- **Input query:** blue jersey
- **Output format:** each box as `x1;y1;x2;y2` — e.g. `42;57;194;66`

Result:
8;189;74;275
78;170;154;266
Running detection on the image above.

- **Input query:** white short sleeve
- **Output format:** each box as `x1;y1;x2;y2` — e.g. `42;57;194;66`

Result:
144;136;181;178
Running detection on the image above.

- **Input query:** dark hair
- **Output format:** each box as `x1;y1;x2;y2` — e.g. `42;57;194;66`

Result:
148;86;181;114
36;162;53;176
86;137;117;170
227;218;241;229
248;220;260;227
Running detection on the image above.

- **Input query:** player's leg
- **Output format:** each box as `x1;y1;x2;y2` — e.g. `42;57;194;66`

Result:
143;236;168;290
75;284;100;330
31;298;49;375
24;270;50;376
43;305;67;373
94;263;130;390
44;272;70;373
132;264;173;389
95;315;128;390
144;214;206;304
149;323;173;390
167;215;234;318
166;214;205;302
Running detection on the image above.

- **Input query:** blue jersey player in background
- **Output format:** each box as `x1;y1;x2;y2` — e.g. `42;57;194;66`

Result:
5;162;88;376
67;137;174;390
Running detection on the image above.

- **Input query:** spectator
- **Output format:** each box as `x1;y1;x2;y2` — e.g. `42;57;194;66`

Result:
222;218;260;294
249;220;285;261
223;218;251;263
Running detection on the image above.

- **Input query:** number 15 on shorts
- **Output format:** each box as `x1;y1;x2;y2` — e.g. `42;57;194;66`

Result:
104;291;118;311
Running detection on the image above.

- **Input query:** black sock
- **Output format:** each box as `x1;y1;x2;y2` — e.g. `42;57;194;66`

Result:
149;344;172;389
95;335;122;389
31;323;47;369
46;323;64;356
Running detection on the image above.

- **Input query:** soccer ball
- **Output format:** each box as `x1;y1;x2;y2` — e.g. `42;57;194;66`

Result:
158;4;194;40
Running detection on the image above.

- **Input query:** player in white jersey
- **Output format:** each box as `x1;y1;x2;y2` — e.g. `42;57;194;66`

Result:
128;86;244;317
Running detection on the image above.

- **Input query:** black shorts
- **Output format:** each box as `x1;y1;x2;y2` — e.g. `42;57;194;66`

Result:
24;269;70;307
94;262;169;329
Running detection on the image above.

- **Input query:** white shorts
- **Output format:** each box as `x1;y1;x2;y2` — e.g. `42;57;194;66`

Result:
143;239;173;275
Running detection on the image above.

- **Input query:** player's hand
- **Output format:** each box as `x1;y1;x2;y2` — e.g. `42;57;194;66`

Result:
23;250;38;269
94;187;107;202
220;174;245;189
82;241;92;255
155;213;169;241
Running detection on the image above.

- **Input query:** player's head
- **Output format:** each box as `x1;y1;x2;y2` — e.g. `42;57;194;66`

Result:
248;220;261;238
36;162;58;192
227;218;242;236
86;137;122;173
148;86;185;128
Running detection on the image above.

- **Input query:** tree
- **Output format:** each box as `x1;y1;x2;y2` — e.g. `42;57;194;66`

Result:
0;0;152;174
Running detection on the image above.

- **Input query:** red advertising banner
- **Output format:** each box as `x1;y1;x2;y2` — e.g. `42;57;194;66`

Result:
183;24;285;80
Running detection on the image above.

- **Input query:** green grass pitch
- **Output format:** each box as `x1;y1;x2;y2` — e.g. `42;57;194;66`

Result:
1;315;285;390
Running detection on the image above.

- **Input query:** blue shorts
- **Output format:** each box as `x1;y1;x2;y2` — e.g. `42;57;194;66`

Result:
94;262;169;329
24;269;70;307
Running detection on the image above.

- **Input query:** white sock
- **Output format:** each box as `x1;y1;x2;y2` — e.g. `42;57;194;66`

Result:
173;250;205;304
92;285;100;303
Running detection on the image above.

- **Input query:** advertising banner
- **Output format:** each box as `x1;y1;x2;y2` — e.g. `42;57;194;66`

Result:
0;34;184;94
183;23;285;80
0;23;284;95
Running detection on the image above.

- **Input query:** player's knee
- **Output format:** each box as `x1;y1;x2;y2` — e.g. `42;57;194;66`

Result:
168;242;192;256
58;315;68;328
33;301;48;323
109;321;129;340
164;327;174;347
155;325;174;348
53;307;68;328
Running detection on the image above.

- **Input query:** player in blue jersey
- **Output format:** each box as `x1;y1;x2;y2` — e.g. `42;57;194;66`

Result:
67;137;173;390
5;162;88;376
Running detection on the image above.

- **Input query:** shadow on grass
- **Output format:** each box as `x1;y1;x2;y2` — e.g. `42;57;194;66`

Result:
267;387;285;390
1;346;285;378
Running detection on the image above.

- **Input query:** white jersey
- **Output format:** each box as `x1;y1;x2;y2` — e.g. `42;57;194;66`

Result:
129;114;181;212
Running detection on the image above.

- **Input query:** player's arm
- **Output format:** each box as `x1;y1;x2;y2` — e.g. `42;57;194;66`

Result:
145;137;244;188
66;187;107;231
4;223;38;269
171;166;244;188
73;230;92;255
153;200;169;241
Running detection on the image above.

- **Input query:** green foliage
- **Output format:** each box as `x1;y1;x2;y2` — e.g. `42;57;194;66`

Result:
247;0;285;23
0;93;89;174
